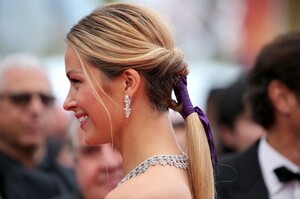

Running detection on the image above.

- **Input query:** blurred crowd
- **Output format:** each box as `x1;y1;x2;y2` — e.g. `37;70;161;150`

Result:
1;30;300;199
0;54;123;199
0;1;300;199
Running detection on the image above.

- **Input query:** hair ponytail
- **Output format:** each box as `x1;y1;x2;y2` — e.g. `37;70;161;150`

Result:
174;76;216;199
186;113;215;199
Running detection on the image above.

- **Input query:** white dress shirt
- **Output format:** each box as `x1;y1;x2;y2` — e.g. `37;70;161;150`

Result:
259;137;300;199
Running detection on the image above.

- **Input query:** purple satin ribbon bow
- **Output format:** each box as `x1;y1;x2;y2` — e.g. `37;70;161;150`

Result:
174;76;217;163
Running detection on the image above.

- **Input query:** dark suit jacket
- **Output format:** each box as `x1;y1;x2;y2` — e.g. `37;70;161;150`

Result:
0;152;63;199
50;192;83;199
215;140;269;199
0;150;77;199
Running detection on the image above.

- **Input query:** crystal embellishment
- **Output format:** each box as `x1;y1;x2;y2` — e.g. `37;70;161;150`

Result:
124;95;131;118
118;154;189;186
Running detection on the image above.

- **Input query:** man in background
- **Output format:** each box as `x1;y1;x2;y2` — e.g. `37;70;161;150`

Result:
0;53;76;199
217;31;300;199
216;75;266;155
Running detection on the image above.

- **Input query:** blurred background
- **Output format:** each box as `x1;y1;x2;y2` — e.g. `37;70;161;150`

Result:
0;0;299;109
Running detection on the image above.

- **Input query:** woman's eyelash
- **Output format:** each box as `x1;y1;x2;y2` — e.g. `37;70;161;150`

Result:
70;79;81;84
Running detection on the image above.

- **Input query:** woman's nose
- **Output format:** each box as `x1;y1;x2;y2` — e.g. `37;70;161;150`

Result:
63;92;78;111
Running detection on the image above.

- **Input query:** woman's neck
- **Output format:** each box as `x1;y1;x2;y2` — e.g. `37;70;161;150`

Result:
120;112;182;175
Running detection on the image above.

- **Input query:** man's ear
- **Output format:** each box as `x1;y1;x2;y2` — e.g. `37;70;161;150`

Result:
268;80;296;114
121;69;140;97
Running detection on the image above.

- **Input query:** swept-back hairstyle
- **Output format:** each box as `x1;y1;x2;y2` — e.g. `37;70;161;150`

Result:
246;31;300;130
66;3;214;198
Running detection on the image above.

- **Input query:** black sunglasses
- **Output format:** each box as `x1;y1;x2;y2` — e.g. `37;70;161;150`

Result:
0;92;55;107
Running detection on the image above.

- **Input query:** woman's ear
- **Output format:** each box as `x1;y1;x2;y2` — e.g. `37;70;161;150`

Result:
121;69;140;97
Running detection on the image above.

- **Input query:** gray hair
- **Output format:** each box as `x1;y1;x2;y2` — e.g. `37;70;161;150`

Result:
0;53;46;72
0;53;49;90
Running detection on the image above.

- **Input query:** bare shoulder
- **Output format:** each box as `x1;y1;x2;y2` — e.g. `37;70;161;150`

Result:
106;166;192;199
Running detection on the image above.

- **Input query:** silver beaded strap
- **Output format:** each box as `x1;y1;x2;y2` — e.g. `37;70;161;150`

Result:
118;154;189;186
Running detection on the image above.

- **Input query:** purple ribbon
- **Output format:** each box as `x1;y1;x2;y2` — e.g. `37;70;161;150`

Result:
174;76;217;163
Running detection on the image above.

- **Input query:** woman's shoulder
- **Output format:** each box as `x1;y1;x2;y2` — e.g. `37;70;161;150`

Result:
105;166;191;199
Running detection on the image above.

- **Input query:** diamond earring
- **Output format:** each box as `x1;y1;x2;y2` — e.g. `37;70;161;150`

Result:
124;95;131;118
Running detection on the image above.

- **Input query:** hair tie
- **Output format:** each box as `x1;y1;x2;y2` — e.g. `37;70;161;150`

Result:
174;76;217;163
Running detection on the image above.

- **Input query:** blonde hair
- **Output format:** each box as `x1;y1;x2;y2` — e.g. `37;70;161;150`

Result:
66;3;214;198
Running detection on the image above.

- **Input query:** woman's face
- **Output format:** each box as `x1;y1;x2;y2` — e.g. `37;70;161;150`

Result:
63;45;122;145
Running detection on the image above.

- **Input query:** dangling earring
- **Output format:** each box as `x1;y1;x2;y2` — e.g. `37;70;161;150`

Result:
124;95;131;118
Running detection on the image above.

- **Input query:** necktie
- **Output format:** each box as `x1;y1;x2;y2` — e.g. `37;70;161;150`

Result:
274;166;300;182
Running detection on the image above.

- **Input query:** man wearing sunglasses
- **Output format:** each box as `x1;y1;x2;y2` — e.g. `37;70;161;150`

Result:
0;53;76;199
